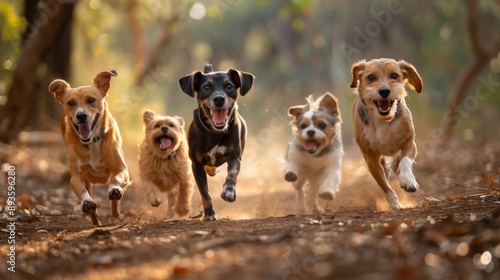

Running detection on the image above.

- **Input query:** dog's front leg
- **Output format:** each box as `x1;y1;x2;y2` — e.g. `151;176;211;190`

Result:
193;163;217;221
71;175;101;226
394;141;419;192
364;154;404;209
108;158;131;218
221;157;240;202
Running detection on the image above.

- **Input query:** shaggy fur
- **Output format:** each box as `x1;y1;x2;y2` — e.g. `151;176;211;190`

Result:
138;110;194;218
283;92;344;214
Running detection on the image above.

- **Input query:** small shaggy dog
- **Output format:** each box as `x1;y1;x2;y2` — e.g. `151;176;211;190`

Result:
138;109;194;218
283;92;344;214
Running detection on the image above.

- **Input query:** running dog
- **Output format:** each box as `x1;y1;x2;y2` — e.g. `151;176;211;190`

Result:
350;58;423;209
283;92;343;214
138;109;194;218
49;70;130;226
178;64;254;221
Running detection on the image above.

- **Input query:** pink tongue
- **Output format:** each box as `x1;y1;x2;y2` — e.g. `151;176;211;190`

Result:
211;109;228;126
79;123;91;139
160;137;172;149
379;100;391;111
304;141;318;152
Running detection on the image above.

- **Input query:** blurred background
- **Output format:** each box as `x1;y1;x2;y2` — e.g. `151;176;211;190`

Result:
0;0;499;217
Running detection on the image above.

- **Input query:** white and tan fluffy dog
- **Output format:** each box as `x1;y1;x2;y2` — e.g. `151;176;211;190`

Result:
138;110;194;218
283;92;344;214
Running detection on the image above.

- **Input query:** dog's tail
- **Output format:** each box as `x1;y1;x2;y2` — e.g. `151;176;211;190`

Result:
204;64;213;73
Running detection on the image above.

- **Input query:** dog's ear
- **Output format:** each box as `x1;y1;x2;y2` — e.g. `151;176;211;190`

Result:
350;60;367;88
175;116;185;127
319;92;340;117
48;79;71;104
399;60;423;93
228;69;255;96
288;105;306;119
142;110;156;125
92;70;118;96
178;71;204;98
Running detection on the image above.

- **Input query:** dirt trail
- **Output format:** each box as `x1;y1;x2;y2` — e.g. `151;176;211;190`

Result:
0;141;499;279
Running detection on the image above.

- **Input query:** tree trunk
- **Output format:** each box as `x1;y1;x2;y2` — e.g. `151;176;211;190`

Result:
441;0;500;144
0;1;76;143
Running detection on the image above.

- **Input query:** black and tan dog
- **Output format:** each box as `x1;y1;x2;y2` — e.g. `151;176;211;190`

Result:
178;64;254;221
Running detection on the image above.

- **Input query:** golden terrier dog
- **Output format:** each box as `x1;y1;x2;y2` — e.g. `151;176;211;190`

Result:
283;92;344;214
138;109;194;218
49;70;130;226
350;58;423;209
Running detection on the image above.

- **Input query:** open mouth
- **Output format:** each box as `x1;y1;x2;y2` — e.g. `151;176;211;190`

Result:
373;99;394;116
303;140;319;154
155;136;172;150
73;113;100;143
209;108;229;128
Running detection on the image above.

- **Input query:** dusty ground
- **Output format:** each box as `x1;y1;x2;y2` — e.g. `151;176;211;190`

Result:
0;140;499;279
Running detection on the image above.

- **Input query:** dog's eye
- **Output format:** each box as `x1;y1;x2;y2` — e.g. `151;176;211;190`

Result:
87;98;96;104
203;84;211;91
154;124;160;128
367;75;376;82
318;123;327;129
225;84;234;90
300;124;307;129
67;101;76;106
390;73;399;79
168;123;176;128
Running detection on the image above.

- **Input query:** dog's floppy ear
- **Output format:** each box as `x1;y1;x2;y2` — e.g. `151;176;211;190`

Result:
350;60;367;88
175;116;185;127
319;92;340;117
92;69;118;96
142;109;157;125
48;79;71;104
228;69;255;96
399;60;423;93
178;71;204;98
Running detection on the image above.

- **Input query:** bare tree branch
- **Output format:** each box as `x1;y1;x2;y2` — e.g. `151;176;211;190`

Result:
441;0;500;144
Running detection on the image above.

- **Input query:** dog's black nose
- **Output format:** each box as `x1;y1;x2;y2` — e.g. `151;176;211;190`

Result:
76;112;88;122
307;130;315;138
378;86;391;98
161;126;168;133
213;96;225;107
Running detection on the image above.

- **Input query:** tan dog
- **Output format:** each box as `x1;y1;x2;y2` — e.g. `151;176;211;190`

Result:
350;58;423;209
283;92;343;214
139;110;194;218
49;70;130;226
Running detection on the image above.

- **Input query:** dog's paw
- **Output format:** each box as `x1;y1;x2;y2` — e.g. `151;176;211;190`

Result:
81;199;97;214
398;157;419;192
151;199;163;207
203;214;218;221
221;183;236;202
399;173;419;192
202;206;218;221
284;171;298;182
318;191;335;201
314;204;325;215
108;185;124;200
384;192;404;209
175;203;190;217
